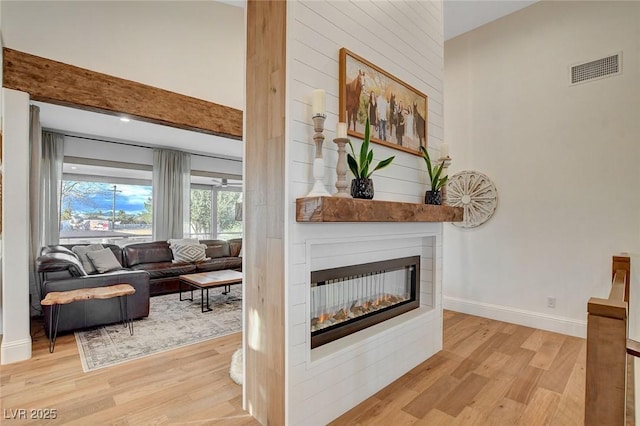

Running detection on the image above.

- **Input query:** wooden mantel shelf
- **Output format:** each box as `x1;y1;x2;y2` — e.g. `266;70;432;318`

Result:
296;196;464;223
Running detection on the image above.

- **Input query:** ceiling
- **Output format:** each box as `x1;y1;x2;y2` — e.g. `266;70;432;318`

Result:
444;0;539;40
35;1;537;159
34;101;243;160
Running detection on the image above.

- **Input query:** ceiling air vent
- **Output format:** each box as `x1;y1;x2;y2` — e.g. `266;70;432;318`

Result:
570;53;622;86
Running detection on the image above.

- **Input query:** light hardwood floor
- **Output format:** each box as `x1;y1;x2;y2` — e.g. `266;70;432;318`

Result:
331;310;586;425
0;318;258;425
1;311;585;425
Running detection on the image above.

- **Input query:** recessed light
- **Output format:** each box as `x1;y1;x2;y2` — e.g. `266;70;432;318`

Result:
71;166;77;170
120;117;130;122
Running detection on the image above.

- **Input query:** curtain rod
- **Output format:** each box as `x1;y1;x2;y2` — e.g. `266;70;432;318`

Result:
54;131;243;163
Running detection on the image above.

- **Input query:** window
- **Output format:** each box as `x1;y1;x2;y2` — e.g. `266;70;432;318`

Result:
60;162;153;245
190;178;242;240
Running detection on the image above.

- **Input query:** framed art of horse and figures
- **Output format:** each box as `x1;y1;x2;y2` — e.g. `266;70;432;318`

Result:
339;48;428;157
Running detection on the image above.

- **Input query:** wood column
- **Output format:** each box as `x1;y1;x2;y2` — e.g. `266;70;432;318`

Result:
245;1;286;425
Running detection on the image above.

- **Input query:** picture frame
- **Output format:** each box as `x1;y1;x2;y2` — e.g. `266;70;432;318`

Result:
339;48;428;157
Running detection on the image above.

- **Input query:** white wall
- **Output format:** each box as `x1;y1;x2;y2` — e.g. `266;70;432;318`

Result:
443;1;640;337
1;89;32;363
286;1;446;424
1;0;244;109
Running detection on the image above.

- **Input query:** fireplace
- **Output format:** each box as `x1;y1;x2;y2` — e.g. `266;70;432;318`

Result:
310;256;420;348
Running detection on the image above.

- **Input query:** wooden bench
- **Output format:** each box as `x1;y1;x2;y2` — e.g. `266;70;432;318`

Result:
41;284;136;353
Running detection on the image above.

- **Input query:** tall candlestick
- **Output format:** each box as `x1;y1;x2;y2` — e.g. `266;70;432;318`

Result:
312;89;326;115
306;113;331;197
333;136;351;198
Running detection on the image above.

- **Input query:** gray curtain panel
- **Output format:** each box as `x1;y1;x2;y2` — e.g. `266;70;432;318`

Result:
41;131;64;245
152;148;191;240
29;107;64;305
28;105;42;303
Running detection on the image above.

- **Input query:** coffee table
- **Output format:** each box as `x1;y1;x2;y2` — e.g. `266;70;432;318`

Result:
179;270;243;313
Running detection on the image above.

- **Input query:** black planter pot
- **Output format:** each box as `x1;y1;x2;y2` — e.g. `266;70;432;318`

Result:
351;178;374;199
425;190;442;205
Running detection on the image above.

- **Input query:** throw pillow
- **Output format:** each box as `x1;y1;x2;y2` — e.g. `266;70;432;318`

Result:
86;248;123;273
167;238;200;246
171;244;208;263
72;244;104;274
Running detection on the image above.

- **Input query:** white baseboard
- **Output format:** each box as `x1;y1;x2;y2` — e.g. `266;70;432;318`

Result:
1;337;32;364
443;296;586;338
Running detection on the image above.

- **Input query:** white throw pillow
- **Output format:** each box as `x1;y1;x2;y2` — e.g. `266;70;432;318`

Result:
167;238;200;246
171;244;208;263
86;248;123;273
72;244;105;274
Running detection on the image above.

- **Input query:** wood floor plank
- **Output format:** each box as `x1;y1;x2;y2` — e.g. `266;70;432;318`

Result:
451;331;510;379
402;375;458;419
484;397;526;425
529;332;566;370
506;365;544;404
436;372;490;417
414;409;455;425
516;387;561;425
538;336;584;394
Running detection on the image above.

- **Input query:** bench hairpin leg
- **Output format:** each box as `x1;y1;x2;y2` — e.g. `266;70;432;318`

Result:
49;305;61;353
119;295;134;335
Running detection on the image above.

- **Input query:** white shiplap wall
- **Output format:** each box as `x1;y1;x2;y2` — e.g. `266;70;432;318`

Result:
285;1;445;424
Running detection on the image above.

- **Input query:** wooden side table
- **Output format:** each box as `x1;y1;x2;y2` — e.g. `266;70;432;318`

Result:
41;284;136;353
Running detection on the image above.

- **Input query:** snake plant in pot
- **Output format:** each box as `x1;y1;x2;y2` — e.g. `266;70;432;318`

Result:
347;117;395;199
420;145;448;205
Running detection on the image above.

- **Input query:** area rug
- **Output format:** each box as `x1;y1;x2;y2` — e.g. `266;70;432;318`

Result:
75;286;242;372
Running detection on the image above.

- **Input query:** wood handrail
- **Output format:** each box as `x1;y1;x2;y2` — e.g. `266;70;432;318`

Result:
627;338;640;358
585;255;631;426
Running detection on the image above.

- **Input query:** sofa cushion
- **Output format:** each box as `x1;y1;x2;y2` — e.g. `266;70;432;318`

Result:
129;262;196;279
86;248;123;273
170;243;208;263
123;242;173;267
72;244;105;274
40;245;75;257
228;238;242;258
200;240;231;258
195;257;242;273
36;252;87;277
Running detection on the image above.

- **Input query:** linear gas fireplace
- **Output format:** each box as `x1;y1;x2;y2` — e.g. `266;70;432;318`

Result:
310;256;420;348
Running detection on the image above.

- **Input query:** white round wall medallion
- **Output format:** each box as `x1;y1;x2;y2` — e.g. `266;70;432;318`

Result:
446;171;498;228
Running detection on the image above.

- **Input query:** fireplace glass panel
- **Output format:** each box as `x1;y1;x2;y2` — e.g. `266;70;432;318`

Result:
310;256;420;348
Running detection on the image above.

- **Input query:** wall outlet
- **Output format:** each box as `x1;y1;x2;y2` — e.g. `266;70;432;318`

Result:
547;297;556;309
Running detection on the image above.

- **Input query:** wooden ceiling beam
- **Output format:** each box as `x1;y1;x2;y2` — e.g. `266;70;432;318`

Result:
2;47;243;140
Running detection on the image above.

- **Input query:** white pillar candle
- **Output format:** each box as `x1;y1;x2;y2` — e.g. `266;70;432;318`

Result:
312;89;326;115
336;122;347;138
440;142;449;158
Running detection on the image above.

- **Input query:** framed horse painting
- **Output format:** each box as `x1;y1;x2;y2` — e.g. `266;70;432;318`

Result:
339;48;428;157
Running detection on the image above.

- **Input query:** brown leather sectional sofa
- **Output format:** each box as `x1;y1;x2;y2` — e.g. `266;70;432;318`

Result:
36;238;242;334
122;239;242;296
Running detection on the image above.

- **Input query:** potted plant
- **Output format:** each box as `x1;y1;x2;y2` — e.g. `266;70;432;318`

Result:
347;117;395;199
420;145;447;205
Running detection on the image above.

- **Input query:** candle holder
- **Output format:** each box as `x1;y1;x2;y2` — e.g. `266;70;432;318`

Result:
332;137;352;198
437;155;452;205
306;113;331;197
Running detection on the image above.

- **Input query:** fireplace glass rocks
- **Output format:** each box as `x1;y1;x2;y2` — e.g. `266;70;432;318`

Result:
310;256;420;348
